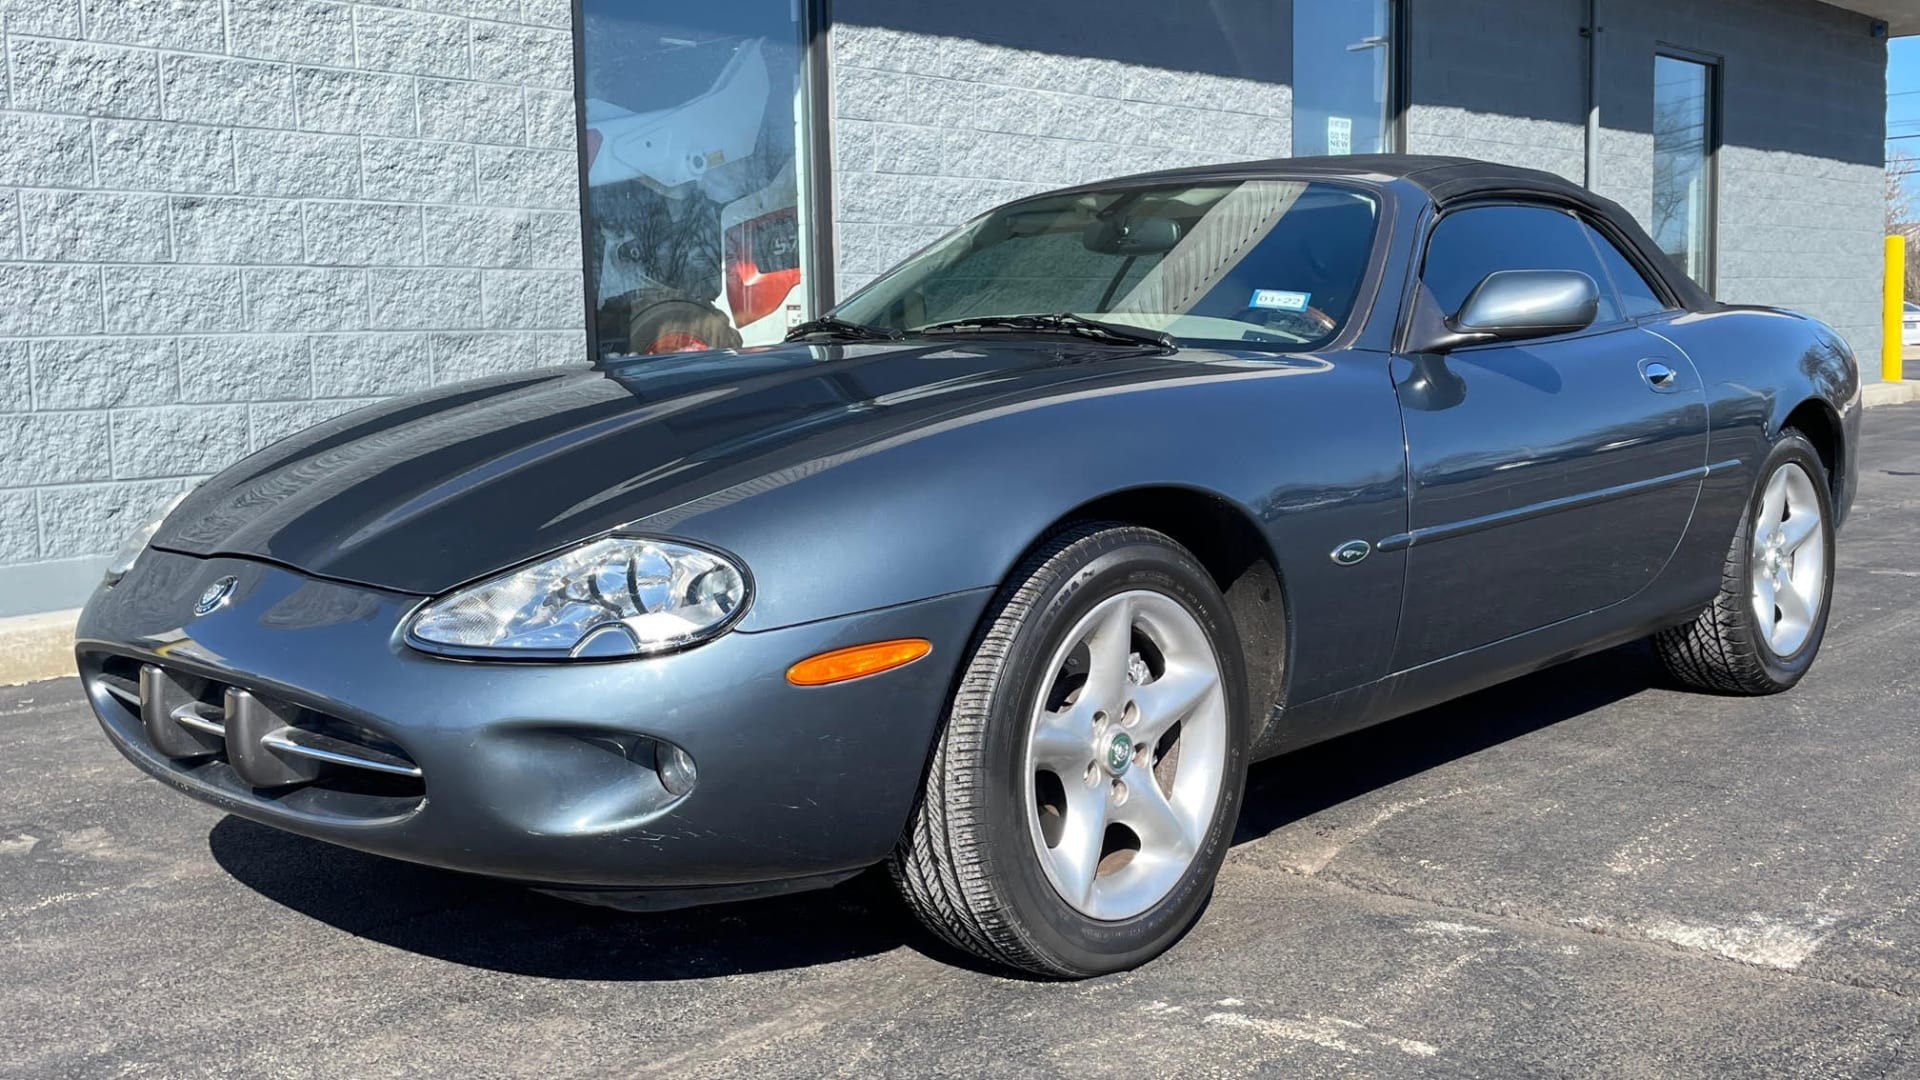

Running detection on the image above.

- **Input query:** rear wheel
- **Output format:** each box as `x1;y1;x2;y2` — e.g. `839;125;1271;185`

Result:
891;524;1250;977
1654;430;1834;694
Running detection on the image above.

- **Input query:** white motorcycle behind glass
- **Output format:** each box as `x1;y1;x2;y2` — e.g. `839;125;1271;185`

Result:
583;32;804;356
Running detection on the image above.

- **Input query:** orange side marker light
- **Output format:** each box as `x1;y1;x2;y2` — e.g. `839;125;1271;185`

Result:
786;638;932;686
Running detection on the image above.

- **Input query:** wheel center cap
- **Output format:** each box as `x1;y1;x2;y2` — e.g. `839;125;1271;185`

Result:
1102;731;1134;776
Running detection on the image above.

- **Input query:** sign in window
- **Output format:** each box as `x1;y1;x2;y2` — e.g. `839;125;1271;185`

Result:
577;1;812;357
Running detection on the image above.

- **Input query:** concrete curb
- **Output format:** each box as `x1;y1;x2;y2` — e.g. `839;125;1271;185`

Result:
1863;380;1920;408
0;609;79;687
0;383;1915;688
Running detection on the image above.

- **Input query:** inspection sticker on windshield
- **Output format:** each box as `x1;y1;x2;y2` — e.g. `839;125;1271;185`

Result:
1249;289;1310;312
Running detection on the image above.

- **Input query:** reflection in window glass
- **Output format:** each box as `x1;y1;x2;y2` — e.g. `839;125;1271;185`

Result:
1292;0;1391;157
1582;221;1670;317
1421;205;1621;325
1652;55;1715;288
579;2;809;357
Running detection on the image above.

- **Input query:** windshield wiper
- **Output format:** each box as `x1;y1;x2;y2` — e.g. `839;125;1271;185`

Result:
914;313;1176;352
784;316;906;343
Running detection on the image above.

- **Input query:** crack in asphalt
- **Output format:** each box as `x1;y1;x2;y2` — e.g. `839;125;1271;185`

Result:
1271;861;1920;1004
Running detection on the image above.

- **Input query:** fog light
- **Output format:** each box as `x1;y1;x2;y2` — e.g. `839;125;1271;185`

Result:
658;743;697;797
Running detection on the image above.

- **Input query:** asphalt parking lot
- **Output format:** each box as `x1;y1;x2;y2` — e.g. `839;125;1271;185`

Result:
5;402;1919;1079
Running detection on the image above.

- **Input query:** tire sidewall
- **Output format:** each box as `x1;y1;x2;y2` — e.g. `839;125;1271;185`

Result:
1741;433;1836;684
975;531;1250;975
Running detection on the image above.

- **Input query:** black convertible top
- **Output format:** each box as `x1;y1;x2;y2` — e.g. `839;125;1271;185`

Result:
1090;153;1717;313
1229;153;1591;202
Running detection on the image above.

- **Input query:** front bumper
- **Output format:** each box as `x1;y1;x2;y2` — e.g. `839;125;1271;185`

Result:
77;549;989;891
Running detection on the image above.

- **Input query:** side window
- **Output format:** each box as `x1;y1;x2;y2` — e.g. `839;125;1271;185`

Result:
1581;222;1672;318
1420;204;1621;327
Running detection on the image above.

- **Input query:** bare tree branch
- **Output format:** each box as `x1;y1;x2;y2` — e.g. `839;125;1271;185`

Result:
1889;152;1920;304
1887;150;1919;233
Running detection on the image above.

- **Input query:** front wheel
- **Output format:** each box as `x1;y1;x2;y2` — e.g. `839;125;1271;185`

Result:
891;524;1250;977
1654;430;1835;694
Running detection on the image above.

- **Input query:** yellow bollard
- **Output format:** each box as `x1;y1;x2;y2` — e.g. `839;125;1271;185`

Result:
1887;234;1907;383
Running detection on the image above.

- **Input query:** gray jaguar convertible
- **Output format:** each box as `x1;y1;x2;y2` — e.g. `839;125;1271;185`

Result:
78;156;1859;977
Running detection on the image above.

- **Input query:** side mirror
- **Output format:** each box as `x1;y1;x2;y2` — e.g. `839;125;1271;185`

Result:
1426;269;1600;352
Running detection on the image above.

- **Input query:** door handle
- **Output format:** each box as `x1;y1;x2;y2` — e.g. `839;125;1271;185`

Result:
1639;358;1679;391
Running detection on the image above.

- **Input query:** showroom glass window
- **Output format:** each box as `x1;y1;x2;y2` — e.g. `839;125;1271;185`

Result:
578;0;813;357
1651;52;1718;290
1291;0;1393;157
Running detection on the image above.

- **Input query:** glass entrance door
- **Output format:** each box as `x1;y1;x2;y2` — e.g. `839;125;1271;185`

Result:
1291;0;1394;158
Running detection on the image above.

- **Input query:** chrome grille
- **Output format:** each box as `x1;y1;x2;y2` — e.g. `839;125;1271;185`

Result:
88;656;424;805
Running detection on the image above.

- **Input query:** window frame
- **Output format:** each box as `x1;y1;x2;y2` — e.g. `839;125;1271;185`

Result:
800;0;836;311
1650;45;1722;295
1388;0;1410;152
1577;212;1682;319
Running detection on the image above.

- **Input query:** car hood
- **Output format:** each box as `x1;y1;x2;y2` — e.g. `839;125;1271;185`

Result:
150;339;1238;596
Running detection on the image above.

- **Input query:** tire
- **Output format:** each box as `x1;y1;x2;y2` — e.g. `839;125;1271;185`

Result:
891;523;1251;977
627;294;742;355
1654;430;1835;694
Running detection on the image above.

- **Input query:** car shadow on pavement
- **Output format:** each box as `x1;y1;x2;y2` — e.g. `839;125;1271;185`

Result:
208;815;920;979
1234;639;1665;845
208;641;1666;980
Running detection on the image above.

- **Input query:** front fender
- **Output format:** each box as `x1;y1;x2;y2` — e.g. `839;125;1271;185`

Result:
645;351;1410;704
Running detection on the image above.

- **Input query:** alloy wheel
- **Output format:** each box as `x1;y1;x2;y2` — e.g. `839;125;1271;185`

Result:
1022;589;1227;921
1749;461;1826;657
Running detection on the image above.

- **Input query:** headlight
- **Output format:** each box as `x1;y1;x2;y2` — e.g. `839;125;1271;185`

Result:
102;490;191;586
407;536;750;660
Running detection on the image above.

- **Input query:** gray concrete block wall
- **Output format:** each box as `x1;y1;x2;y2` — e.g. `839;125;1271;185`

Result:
1591;0;1887;363
836;0;1887;375
1404;0;1589;182
828;7;1294;295
1408;0;1887;363
0;0;588;616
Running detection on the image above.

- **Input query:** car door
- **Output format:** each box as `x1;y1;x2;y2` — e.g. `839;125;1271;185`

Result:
1389;202;1710;670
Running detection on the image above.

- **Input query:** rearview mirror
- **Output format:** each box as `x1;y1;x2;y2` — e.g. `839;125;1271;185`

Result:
1442;269;1599;348
1082;216;1181;255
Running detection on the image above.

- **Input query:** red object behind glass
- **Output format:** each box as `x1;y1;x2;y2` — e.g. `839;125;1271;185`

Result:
725;207;801;327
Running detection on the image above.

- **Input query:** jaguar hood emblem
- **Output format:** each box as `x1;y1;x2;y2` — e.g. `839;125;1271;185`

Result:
194;575;238;616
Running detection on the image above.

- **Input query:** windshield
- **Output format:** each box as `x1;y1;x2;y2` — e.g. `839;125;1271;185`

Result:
833;179;1381;350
